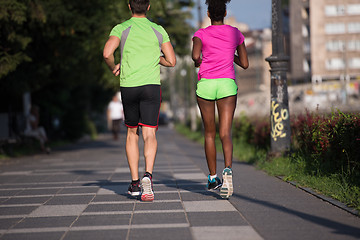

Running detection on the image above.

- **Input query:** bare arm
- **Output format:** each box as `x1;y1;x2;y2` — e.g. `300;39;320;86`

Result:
160;41;176;67
103;36;121;76
234;42;249;69
192;37;202;67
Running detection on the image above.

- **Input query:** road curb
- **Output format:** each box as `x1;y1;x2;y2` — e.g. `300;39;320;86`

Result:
276;176;359;218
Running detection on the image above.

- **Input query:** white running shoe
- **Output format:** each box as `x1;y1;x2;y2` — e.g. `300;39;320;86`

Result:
220;167;233;199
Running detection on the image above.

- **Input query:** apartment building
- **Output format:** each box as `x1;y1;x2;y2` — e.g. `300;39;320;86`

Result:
289;0;360;83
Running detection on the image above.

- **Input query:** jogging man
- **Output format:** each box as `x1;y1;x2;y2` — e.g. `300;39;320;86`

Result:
103;0;176;201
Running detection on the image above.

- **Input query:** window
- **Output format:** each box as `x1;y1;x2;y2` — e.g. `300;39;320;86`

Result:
348;58;360;69
348;40;360;51
348;22;360;33
325;23;346;34
302;24;309;37
303;59;310;73
347;4;360;15
326;40;345;52
326;58;345;70
325;5;345;16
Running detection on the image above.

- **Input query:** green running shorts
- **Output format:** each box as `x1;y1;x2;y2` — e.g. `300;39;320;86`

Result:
196;78;238;100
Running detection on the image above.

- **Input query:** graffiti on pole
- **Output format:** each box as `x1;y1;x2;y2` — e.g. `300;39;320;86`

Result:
271;99;289;141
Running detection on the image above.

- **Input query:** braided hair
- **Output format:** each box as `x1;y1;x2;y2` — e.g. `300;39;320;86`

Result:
206;0;231;21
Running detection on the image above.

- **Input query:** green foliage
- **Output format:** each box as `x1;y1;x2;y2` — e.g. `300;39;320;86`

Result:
0;0;46;78
292;110;360;175
0;0;194;141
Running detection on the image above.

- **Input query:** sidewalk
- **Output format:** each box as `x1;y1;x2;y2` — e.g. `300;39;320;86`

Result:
0;126;359;240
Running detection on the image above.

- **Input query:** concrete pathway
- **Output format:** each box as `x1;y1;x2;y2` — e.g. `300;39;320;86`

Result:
0;127;359;240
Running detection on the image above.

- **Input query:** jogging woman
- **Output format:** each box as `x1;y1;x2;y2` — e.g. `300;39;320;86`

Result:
192;0;249;198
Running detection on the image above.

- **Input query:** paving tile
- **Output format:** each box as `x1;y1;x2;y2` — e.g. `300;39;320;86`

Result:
173;173;207;180
97;185;128;195
84;203;134;213
0;218;22;229
0;206;38;216
134;202;183;211
10;176;49;183
132;212;187;225
1;196;52;205
58;187;100;194
191;226;263;240
63;229;128;240
128;227;192;240
0;190;23;197
45;195;95;205
0;171;32;176
183;200;237;212
13;216;77;229
16;189;60;196
180;191;221;201
152;184;178;192
29;205;87;217
152;192;180;200
43;175;79;182
76;174;112;181
73;214;131;226
0;231;65;240
91;194;136;202
187;212;248;226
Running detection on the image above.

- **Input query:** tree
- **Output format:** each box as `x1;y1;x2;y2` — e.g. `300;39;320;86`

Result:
0;0;194;140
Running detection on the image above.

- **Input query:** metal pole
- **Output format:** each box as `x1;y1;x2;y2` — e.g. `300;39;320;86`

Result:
197;0;202;28
265;0;291;154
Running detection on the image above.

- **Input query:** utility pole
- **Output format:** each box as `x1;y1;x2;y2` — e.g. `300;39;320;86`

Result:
265;0;291;154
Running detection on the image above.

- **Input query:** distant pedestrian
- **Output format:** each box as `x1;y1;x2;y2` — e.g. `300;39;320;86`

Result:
107;94;124;140
24;105;51;154
192;0;249;198
103;0;176;201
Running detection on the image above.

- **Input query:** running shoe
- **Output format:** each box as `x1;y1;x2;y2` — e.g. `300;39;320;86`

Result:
207;175;222;190
127;180;141;196
141;173;154;202
220;167;233;199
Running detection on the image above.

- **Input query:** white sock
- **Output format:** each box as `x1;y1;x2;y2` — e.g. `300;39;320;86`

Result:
209;174;217;181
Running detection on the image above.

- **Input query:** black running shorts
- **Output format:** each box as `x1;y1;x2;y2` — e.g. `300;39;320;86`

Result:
120;85;161;128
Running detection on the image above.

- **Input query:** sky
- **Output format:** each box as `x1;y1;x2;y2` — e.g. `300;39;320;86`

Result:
192;0;272;30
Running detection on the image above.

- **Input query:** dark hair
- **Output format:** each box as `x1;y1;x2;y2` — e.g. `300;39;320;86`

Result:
129;0;150;14
206;0;231;21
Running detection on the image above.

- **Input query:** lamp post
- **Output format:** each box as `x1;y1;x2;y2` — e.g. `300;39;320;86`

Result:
265;0;291;154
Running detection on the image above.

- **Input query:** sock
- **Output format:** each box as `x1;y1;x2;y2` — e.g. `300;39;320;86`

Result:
209;174;217;181
131;179;140;184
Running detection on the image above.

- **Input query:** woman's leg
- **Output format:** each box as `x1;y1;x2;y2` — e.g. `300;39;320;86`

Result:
197;97;217;175
216;95;237;168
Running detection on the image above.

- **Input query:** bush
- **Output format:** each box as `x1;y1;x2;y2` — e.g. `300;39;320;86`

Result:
292;110;360;175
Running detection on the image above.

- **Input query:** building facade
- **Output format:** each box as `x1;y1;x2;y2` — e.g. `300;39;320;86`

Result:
289;0;360;83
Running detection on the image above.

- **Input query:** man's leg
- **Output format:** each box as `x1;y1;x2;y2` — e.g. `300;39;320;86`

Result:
126;127;140;181
142;126;157;174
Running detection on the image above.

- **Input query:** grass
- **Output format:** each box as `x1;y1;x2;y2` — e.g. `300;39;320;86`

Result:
175;123;360;213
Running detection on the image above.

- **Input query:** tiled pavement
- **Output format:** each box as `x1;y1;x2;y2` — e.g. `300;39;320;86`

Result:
0;127;359;240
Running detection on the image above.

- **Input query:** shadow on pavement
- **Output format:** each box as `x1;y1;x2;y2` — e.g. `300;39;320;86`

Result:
231;192;360;238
